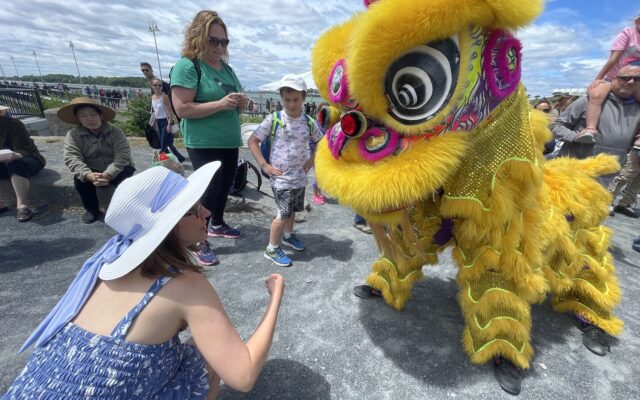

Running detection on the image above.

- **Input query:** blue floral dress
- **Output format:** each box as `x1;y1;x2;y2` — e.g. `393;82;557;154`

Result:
3;276;209;399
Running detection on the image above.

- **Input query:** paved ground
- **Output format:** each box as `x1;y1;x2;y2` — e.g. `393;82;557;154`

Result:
1;139;639;399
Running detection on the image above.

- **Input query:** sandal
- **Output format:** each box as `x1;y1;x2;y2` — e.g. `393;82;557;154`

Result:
16;207;33;222
353;284;382;299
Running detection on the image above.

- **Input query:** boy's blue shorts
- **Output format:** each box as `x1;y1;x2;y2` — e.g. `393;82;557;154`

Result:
272;186;305;219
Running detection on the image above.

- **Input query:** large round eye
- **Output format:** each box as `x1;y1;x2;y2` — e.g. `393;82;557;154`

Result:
384;36;460;125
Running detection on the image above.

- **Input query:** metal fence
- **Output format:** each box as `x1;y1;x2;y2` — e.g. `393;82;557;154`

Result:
0;87;45;118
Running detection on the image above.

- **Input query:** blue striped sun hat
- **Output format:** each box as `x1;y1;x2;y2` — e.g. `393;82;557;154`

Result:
99;161;220;280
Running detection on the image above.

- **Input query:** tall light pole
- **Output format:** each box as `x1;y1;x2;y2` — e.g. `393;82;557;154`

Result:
69;41;83;87
10;56;20;83
32;50;44;85
148;19;163;81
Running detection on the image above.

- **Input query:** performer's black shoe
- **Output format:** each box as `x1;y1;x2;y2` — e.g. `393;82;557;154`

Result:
582;324;610;356
493;357;522;395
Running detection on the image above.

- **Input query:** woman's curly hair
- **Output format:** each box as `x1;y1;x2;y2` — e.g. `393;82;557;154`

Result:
181;10;229;62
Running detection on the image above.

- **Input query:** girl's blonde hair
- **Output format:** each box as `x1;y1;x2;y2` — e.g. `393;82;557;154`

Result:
181;10;229;62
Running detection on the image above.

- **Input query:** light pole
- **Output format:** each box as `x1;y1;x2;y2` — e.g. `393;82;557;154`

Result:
69;41;83;87
148;19;163;81
10;56;20;83
32;50;44;85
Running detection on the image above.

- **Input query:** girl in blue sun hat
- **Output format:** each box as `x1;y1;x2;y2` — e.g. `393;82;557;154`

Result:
3;162;285;399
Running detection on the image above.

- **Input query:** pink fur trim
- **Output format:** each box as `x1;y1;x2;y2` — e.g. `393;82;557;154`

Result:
328;60;349;103
327;124;349;160
483;30;521;100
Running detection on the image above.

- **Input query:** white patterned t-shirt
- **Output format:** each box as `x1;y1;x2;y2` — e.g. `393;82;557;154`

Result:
252;111;323;189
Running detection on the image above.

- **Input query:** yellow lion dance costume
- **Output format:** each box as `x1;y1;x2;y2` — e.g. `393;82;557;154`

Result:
312;0;623;383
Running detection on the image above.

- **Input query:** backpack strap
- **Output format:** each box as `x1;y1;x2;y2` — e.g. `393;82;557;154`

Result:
270;111;283;140
190;58;202;86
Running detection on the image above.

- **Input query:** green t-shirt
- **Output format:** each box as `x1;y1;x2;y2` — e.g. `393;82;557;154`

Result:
171;58;243;149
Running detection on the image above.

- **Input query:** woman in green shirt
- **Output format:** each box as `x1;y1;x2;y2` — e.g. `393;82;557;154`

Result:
172;10;249;266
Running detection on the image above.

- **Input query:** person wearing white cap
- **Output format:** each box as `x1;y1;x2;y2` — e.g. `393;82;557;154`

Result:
248;75;323;267
3;163;285;399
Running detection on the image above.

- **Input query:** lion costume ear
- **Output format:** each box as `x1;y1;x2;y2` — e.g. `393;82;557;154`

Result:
484;0;544;29
312;15;363;109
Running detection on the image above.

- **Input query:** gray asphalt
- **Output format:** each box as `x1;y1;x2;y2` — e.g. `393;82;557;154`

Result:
1;141;639;399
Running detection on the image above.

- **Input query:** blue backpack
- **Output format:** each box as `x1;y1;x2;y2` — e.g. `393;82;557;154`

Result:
260;111;315;178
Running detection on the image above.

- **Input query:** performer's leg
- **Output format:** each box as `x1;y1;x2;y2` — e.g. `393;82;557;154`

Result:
551;225;623;336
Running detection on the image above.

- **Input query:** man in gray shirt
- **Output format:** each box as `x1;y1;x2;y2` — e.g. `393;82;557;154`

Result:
551;63;640;161
551;64;640;217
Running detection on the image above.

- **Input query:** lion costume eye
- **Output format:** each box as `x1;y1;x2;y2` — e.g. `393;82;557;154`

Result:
384;36;460;125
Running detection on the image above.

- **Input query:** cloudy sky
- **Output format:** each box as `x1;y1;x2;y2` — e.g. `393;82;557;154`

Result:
1;0;638;96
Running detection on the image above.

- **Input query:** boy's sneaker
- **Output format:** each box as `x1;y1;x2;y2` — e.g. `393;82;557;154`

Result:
264;246;292;267
208;223;241;238
282;233;305;251
197;240;219;266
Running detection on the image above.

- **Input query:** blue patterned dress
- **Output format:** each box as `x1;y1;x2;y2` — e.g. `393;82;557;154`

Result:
3;276;209;399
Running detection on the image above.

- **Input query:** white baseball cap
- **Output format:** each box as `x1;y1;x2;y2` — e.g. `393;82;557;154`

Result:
278;74;307;92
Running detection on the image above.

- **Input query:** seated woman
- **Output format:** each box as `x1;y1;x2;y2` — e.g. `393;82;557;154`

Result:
3;162;285;399
59;97;136;223
0;104;46;222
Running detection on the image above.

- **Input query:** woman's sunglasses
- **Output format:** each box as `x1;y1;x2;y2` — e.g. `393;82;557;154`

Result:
208;36;230;48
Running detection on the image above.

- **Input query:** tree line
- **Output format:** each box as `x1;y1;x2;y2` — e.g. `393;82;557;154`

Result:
5;74;149;88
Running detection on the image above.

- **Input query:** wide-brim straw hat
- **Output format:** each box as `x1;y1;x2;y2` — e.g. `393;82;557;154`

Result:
57;96;116;124
99;161;221;280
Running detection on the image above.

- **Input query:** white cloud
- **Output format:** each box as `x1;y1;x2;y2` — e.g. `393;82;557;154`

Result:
0;0;360;89
0;0;634;97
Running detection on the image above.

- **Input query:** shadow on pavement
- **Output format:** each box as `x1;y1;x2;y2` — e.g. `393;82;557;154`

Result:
358;276;580;387
0;237;96;273
610;245;640;269
218;358;331;400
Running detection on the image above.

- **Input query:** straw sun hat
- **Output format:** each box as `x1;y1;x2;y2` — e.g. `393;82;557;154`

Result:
98;161;221;280
57;96;116;124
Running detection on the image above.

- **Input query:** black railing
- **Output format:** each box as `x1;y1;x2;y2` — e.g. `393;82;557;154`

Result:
0;87;45;118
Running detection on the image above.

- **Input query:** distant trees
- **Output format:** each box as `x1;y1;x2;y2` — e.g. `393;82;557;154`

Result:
10;74;149;88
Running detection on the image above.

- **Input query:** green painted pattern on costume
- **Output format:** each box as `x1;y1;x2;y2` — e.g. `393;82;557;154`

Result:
473;313;520;330
466;281;517;304
574;278;609;295
467;328;527;354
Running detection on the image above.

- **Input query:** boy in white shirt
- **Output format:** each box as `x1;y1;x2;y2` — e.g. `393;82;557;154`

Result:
248;75;323;266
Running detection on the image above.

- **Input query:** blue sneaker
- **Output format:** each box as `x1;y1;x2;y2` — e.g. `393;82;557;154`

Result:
208;222;241;238
197;240;219;266
264;246;292;267
281;233;305;251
